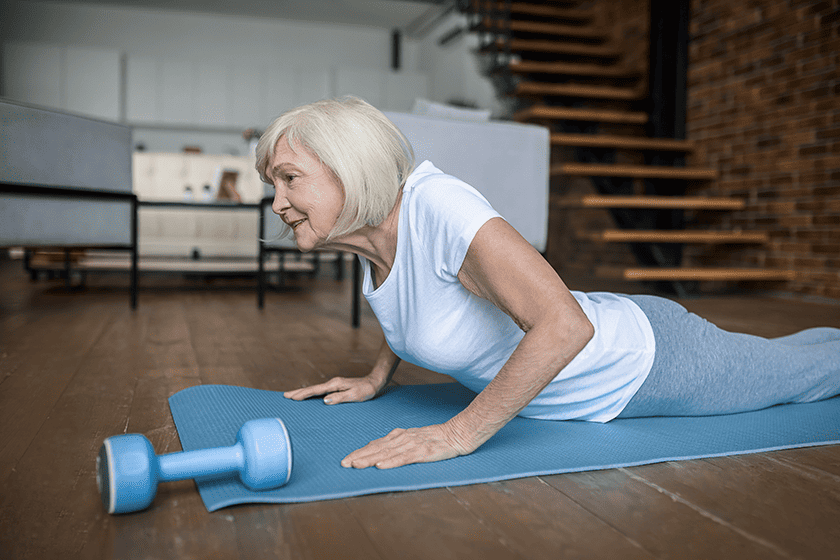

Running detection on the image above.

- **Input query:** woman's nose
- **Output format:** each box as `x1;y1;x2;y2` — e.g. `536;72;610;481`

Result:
271;185;289;215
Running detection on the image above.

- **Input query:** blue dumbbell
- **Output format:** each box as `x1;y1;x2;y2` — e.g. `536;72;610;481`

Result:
96;418;292;514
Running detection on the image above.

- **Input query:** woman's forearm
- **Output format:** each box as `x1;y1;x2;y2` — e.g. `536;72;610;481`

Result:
367;337;401;391
444;314;594;453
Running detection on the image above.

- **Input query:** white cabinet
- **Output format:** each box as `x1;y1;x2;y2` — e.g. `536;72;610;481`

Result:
133;152;265;202
230;64;263;127
158;59;195;125
125;56;157;122
335;67;386;109
295;70;333;109
126;56;335;128
65;46;121;121
138;206;259;258
2;41;120;121
259;67;332;124
335;67;428;112
195;62;230;125
2;42;63;109
5;42;429;128
133;152;268;257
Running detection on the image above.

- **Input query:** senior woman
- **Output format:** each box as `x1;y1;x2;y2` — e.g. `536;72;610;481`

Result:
255;97;840;471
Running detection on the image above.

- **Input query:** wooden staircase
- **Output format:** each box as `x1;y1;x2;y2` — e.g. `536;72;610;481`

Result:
460;0;793;292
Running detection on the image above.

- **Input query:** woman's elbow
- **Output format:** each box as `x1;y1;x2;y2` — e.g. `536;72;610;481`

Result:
542;306;594;353
575;314;595;350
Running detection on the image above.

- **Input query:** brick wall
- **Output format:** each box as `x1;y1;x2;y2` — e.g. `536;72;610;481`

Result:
547;0;840;300
686;0;840;299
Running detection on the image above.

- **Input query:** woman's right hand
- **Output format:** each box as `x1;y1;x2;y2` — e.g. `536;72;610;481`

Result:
283;375;385;405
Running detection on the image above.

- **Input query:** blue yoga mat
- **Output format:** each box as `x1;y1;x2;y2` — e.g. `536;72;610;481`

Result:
168;383;840;512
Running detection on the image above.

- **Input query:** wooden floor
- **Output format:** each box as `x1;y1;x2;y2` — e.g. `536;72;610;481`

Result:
1;257;839;560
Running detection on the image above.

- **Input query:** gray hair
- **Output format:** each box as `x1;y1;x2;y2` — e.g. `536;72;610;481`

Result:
256;96;415;239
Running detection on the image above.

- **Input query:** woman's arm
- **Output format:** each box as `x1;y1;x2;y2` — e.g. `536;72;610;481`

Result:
284;337;401;404
341;217;594;468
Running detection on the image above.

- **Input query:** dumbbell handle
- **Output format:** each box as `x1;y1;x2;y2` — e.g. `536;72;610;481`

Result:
157;443;244;483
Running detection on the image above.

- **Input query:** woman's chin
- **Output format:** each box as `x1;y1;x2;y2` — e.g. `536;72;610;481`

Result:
292;232;316;253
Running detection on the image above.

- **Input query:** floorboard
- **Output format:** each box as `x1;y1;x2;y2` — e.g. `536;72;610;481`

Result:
1;257;838;559
344;489;528;560
627;455;840;558
543;469;792;559
447;479;655;559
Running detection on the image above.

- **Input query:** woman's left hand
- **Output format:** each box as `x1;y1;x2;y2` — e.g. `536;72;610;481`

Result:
341;423;470;469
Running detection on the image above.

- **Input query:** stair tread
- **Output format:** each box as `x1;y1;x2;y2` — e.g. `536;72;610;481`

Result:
551;133;694;151
516;82;642;100
595;266;796;281
476;2;594;21
552;194;744;210
554;163;718;180
486;38;622;57
515;106;648;124
478;19;609;40
508;60;639;78
581;229;769;243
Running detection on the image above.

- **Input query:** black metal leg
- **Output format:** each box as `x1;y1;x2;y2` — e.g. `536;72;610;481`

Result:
336;251;345;281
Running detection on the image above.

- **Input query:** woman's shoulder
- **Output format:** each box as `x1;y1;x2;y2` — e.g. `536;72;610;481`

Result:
405;161;494;217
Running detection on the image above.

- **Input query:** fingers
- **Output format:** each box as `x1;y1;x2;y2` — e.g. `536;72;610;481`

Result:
341;426;461;470
283;376;376;404
323;383;371;405
283;378;341;401
341;429;405;469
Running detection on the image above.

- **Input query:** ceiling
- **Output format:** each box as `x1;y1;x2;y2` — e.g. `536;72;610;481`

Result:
49;0;449;30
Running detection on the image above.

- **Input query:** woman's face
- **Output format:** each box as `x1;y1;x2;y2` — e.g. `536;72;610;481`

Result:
267;137;345;252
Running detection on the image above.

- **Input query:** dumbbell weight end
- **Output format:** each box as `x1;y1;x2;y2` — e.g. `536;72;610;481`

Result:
97;434;159;515
97;418;292;514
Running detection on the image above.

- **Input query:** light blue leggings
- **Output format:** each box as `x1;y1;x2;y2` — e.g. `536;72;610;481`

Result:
617;295;840;418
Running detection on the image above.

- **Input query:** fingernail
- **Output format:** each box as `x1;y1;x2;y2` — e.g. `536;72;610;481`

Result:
324;397;332;404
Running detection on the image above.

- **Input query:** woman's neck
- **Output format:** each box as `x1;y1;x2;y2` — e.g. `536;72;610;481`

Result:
322;190;402;285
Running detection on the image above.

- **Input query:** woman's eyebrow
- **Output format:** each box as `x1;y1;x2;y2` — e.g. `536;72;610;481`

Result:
270;164;299;179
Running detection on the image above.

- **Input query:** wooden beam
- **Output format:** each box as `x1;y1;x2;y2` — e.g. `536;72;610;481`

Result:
579;229;769;244
516;82;642;100
508;60;639;78
553;163;717;180
595;267;796;281
515;106;648;124
479;19;609;41
488;38;622;58
551;133;693;151
552;194;744;210
476;3;594;21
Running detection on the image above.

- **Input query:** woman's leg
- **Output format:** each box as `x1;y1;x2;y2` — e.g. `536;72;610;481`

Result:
772;327;840;346
617;295;840;418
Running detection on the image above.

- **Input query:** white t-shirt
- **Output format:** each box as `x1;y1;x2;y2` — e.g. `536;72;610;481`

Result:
360;161;655;422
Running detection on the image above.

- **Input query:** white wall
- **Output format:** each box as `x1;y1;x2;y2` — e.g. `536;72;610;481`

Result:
0;0;432;154
415;12;502;117
0;1;502;155
0;1;410;69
